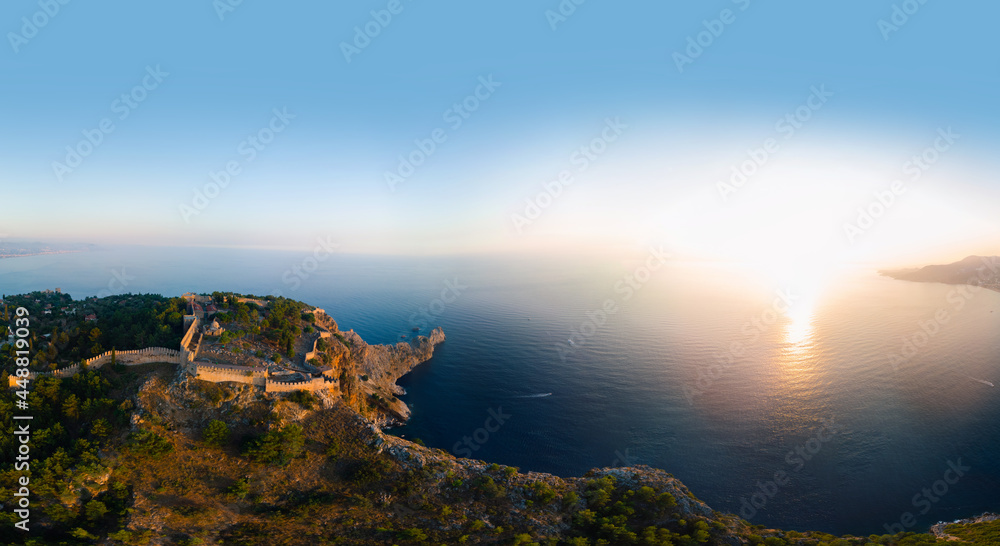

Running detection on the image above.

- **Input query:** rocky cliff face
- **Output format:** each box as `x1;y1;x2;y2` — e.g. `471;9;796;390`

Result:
342;327;445;424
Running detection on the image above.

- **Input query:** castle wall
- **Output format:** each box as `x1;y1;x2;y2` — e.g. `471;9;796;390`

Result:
8;347;183;386
265;376;334;393
7;311;338;393
193;364;267;387
84;347;182;368
303;331;332;363
180;317;200;352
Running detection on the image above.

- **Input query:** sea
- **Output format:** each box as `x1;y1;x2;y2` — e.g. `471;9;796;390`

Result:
2;245;998;536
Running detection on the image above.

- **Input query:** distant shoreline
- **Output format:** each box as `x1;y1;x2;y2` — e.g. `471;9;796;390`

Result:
0;250;83;259
879;255;1000;293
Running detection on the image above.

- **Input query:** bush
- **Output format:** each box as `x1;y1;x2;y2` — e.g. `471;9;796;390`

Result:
399;528;428;541
287;389;317;410
348;457;393;483
244;424;305;465
473;476;505;499
532;482;557;504
227;477;251;500
202;419;230;447
126;430;173;459
84;500;108;521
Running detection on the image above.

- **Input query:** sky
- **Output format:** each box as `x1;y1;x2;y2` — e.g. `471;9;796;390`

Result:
2;0;999;266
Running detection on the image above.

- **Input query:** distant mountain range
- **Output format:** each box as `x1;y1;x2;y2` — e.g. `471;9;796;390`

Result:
0;241;97;258
880;255;1000;286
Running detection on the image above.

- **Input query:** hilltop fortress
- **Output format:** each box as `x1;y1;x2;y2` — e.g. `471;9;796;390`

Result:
10;293;445;406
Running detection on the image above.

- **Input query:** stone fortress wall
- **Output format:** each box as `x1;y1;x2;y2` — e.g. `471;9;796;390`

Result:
85;347;184;368
191;364;267;387
10;304;337;393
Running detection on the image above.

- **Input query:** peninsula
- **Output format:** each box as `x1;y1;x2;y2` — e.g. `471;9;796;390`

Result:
880;255;1000;292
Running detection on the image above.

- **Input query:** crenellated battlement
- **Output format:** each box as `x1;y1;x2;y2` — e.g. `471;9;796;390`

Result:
264;375;333;393
8;346;184;386
8;297;341;394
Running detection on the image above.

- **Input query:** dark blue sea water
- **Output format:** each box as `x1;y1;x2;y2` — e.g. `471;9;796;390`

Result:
2;246;999;535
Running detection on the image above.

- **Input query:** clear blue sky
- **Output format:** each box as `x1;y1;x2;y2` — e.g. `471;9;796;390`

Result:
2;1;998;263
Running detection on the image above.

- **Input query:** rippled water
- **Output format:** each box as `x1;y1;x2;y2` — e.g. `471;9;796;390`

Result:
2;247;998;535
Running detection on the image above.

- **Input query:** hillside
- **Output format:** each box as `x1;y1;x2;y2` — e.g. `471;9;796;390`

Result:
880;256;1000;290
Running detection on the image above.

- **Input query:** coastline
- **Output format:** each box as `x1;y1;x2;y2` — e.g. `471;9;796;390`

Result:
0;250;83;259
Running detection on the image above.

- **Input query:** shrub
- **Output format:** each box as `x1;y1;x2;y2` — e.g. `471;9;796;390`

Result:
202;420;230;447
227;477;251;500
398;528;428;541
245;424;305;465
532;482;557;504
287;389;317;410
473;476;505;499
126;430;173;459
84;500;108;521
348;457;393;483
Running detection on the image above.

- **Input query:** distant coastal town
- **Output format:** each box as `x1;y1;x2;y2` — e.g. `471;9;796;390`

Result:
0;241;95;259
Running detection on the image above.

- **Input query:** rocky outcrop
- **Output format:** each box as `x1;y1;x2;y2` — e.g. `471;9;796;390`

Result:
931;512;1000;541
344;327;445;424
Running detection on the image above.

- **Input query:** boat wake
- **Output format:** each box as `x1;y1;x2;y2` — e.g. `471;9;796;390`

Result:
514;393;553;398
966;376;995;387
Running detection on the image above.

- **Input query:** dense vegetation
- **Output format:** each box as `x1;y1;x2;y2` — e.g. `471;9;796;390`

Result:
0;368;137;543
205;292;309;358
943;520;1000;544
1;291;185;372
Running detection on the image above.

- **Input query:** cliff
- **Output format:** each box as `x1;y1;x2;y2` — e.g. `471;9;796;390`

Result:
341;327;445;425
880;255;1000;289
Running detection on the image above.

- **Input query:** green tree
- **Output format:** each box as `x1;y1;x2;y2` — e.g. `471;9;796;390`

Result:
245;424;305;465
84;500;108;521
90;418;111;438
62;394;80;420
202;420;231;447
